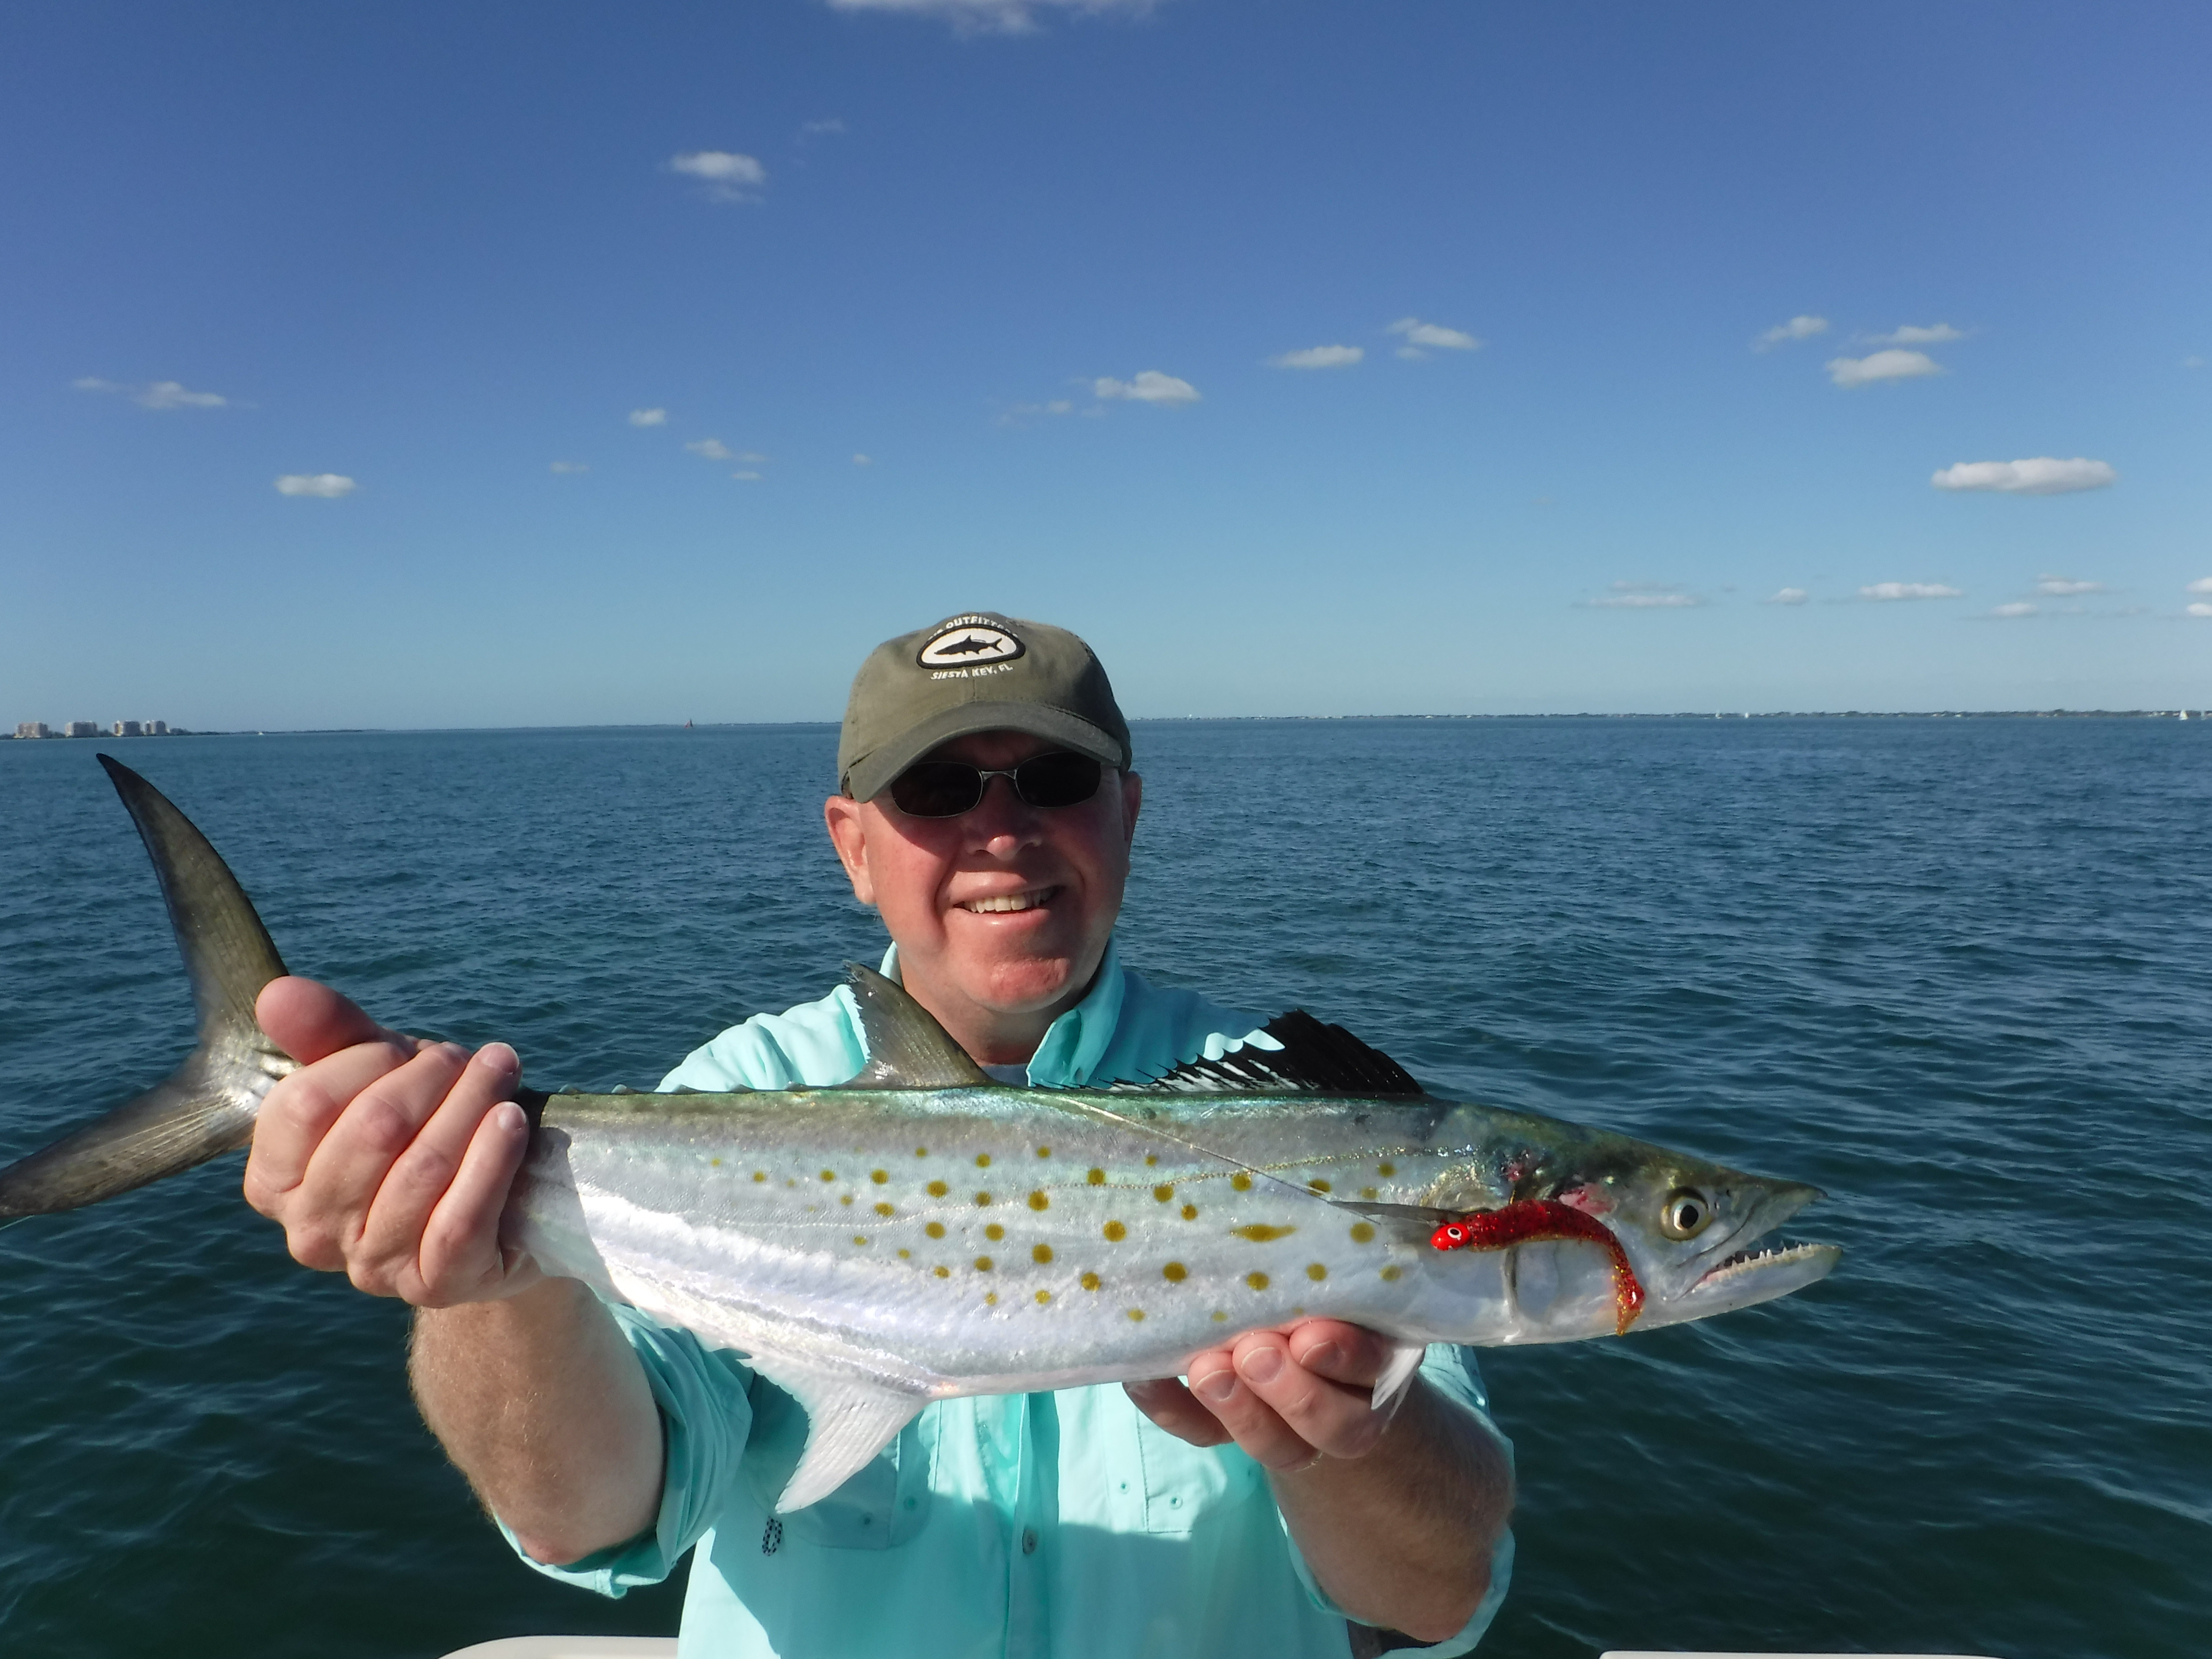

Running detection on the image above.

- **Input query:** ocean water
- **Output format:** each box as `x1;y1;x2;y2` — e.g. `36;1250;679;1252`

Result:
0;718;2205;1659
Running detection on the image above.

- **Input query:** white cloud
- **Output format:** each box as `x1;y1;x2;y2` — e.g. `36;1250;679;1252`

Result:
1386;317;1482;356
1930;457;2116;494
1755;315;1829;350
1094;370;1200;406
822;0;1159;34
2183;356;2204;370
800;118;846;136
2188;602;2212;618
1991;601;2038;619
1585;581;1701;609
685;438;735;460
1767;588;1809;605
733;470;763;482
670;150;768;202
853;453;873;466
275;473;356;498
628;408;668;427
2035;575;2104;596
736;450;769;464
1860;581;1963;601
550;461;589;475
75;376;228;409
1268;345;1363;370
1827;349;1943;387
1866;323;1965;347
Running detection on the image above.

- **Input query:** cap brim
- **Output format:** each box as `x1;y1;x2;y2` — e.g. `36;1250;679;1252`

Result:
842;701;1129;800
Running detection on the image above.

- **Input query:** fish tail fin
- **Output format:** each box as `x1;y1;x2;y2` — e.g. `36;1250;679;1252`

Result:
0;757;294;1221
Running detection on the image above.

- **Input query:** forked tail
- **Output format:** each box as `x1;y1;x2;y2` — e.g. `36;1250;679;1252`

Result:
0;757;295;1221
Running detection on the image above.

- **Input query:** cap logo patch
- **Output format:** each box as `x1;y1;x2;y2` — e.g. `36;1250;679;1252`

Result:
918;619;1024;671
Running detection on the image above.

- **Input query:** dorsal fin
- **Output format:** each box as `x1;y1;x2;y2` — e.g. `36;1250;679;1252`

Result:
1110;1010;1426;1097
842;963;990;1089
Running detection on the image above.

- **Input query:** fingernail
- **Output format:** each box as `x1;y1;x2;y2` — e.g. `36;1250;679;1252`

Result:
477;1042;519;1078
1304;1341;1341;1372
1194;1370;1237;1405
1238;1346;1282;1384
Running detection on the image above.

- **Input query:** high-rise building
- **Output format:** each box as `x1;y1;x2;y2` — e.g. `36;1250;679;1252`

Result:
149;720;168;735
65;721;97;738
114;720;144;737
12;721;52;740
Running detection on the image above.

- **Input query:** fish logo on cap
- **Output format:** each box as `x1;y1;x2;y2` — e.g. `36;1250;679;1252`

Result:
917;617;1024;670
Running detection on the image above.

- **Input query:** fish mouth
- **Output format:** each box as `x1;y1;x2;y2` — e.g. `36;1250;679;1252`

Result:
956;886;1061;915
1691;1237;1837;1293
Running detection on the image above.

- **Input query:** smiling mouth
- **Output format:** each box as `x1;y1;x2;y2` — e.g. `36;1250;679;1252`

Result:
957;886;1060;914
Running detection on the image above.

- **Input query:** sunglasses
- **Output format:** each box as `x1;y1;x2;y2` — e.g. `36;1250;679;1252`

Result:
886;750;1105;818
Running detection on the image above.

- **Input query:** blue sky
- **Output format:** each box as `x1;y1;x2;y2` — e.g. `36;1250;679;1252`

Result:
3;0;2207;727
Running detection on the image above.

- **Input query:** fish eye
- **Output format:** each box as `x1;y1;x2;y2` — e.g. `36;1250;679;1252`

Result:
1658;1188;1713;1240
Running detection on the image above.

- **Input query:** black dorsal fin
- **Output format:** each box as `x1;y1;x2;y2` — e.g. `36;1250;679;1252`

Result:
842;963;990;1089
1111;1010;1427;1097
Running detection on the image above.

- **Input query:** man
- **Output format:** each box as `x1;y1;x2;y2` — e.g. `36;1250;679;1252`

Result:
244;611;1516;1657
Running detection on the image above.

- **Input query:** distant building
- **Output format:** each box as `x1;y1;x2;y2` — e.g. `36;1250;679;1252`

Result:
64;721;97;738
13;721;52;740
114;720;143;737
149;720;168;735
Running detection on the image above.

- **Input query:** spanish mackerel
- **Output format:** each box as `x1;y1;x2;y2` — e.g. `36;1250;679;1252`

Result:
0;758;1840;1512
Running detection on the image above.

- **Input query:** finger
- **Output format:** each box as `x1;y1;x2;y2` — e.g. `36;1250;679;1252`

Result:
245;1038;422;1211
1285;1319;1395;1388
1232;1330;1391;1463
1177;1343;1316;1472
1123;1377;1233;1448
356;1043;522;1292
256;976;412;1066
287;1043;473;1267
416;1096;538;1305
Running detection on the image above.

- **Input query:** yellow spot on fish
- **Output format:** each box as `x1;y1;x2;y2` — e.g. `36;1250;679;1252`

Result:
897;1249;911;1260
871;1170;889;1185
785;1178;797;1188
1087;1167;1106;1185
1145;1154;1158;1166
1231;1172;1252;1191
1377;1162;1396;1178
876;1202;895;1217
1212;1310;1227;1322
933;1266;950;1278
1307;1263;1327;1281
1035;1289;1052;1304
1016;1189;1046;1215
975;1192;993;1207
752;1171;766;1182
1246;1272;1270;1291
975;1256;994;1272
852;1235;868;1246
925;1222;946;1239
1104;1221;1127;1242
1307;1179;1332;1193
985;1224;1005;1241
1036;1146;1051;1158
985;1292;998;1306
1127;1309;1146;1322
976;1153;992;1168
1360;1187;1379;1200
1032;1243;1054;1264
927;1180;949;1198
1162;1262;1188;1282
1180;1203;1199;1221
821;1170;837;1182
1350;1223;1375;1244
1080;1272;1101;1291
710;1157;723;1167
1380;1264;1402;1282
1153;1184;1174;1203
840;1194;854;1206
1232;1224;1297;1242
915;1146;928;1158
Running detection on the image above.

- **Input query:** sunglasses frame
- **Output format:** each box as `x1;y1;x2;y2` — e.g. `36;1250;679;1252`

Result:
884;750;1106;818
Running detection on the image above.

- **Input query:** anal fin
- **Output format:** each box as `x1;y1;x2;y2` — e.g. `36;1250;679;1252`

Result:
748;1357;927;1514
1369;1340;1427;1414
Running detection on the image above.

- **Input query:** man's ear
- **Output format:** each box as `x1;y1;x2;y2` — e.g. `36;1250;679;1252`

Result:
822;794;878;906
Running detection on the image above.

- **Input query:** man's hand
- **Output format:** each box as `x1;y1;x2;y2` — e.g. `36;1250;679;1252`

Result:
1124;1319;1401;1470
245;975;539;1307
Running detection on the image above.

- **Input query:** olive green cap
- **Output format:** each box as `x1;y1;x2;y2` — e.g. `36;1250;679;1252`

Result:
838;611;1132;801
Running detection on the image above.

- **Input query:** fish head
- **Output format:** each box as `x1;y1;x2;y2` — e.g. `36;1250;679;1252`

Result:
1408;1109;1839;1342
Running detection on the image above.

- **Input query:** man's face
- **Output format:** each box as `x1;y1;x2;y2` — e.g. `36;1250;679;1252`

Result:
823;729;1142;1058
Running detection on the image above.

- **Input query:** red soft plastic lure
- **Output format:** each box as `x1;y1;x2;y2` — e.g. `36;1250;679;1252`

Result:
1430;1198;1646;1334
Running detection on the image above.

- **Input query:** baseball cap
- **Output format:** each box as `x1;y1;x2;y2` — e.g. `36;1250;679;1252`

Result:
837;611;1132;801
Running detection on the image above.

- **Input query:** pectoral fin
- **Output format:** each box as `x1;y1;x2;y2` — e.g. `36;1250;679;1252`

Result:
746;1357;927;1514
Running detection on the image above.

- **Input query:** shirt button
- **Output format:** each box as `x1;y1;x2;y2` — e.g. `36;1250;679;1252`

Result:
1022;1527;1039;1555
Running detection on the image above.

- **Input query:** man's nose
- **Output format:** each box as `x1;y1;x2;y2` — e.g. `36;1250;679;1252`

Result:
967;773;1041;846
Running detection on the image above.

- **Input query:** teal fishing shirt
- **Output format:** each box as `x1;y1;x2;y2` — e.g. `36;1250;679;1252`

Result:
514;942;1514;1659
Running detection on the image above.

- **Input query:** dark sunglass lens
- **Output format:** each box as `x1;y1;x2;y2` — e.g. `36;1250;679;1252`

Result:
1014;752;1103;808
889;763;983;817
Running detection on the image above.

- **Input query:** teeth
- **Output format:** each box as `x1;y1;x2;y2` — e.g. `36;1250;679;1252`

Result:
962;890;1046;914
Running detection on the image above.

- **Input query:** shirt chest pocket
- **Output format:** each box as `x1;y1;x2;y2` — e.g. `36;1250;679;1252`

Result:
740;1379;935;1550
1130;1412;1263;1536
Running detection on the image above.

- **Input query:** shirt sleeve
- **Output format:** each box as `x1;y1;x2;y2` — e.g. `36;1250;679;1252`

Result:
1277;1346;1516;1656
